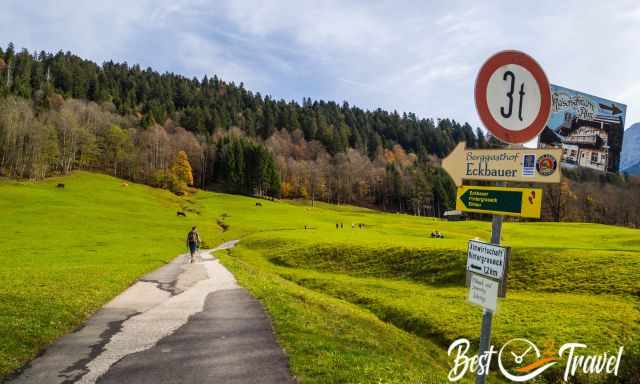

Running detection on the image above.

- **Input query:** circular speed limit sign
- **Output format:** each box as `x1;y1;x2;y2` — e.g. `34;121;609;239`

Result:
475;50;551;144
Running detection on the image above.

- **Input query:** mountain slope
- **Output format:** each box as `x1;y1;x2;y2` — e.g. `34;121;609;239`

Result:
0;43;481;159
3;172;640;381
621;122;640;172
624;161;640;175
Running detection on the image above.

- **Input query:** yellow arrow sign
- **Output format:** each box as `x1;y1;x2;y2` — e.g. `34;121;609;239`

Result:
456;185;543;218
442;142;562;186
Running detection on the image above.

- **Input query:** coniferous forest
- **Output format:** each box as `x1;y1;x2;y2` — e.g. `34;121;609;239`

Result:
1;43;640;225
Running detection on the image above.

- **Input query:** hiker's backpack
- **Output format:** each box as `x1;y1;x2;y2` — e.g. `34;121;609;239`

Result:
188;231;198;243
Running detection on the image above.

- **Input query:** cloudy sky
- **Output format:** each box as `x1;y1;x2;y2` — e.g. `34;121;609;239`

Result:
1;0;639;129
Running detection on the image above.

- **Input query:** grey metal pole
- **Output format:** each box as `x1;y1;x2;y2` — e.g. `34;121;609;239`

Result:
491;214;503;245
475;213;503;384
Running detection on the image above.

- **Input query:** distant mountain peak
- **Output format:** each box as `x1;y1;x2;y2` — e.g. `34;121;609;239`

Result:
621;122;640;174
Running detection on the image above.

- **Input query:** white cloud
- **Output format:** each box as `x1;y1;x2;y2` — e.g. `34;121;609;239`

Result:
175;33;268;89
0;0;638;127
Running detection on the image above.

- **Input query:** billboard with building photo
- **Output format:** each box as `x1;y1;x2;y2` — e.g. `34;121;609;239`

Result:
538;84;626;173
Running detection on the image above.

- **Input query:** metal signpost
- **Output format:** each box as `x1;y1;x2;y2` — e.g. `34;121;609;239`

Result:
443;50;557;384
476;214;504;383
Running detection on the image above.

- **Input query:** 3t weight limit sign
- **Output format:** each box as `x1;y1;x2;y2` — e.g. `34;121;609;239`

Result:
475;50;551;144
488;66;540;128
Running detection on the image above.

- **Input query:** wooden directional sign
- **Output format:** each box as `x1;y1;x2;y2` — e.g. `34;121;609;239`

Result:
475;50;551;144
456;185;542;218
442;142;562;186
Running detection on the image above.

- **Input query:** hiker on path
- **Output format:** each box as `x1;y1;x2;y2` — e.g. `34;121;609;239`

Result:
186;226;201;263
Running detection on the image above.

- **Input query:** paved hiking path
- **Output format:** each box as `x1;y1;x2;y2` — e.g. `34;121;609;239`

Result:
11;241;296;384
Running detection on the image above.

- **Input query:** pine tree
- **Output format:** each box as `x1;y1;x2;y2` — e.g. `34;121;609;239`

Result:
476;128;487;149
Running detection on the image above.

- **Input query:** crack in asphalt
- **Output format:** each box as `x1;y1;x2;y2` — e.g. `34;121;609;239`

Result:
138;279;181;296
75;259;239;383
58;312;140;384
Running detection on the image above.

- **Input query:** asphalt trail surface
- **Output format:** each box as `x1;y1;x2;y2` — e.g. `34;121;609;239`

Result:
10;240;296;384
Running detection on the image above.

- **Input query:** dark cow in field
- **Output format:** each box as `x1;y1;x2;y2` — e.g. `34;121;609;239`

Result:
256;202;262;207
177;211;186;217
56;183;65;188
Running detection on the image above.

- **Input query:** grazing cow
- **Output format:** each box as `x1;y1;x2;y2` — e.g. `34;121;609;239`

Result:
177;211;186;217
122;182;129;187
256;202;262;207
56;183;65;188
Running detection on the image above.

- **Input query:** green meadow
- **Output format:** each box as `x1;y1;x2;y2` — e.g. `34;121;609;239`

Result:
1;172;638;382
0;173;219;378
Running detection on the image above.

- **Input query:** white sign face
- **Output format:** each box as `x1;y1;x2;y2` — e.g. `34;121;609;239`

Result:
468;273;499;312
467;240;508;280
486;64;542;132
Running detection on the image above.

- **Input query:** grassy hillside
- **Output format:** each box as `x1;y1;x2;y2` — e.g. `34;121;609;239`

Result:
196;195;640;382
1;172;639;382
0;173;221;378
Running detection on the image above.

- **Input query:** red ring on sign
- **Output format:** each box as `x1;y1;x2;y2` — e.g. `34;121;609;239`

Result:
475;50;551;144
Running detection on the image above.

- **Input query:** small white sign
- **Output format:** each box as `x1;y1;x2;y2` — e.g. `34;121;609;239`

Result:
467;240;508;280
468;273;498;312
